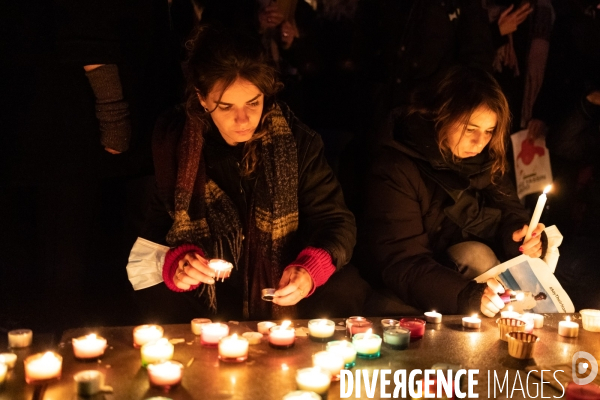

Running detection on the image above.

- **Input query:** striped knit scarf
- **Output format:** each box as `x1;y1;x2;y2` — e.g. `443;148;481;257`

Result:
154;104;299;319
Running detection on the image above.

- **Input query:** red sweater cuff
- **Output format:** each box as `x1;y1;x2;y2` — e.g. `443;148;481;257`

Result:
163;244;204;292
284;247;335;297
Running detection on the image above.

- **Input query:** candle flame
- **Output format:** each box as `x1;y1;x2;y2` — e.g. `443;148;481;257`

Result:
0;355;5;364
471;314;478;319
508;305;513;312
365;328;373;338
566;316;571;322
231;333;237;340
281;363;289;371
86;334;97;340
516;292;525;301
543;185;552;194
41;352;56;360
432;310;436;313
281;320;291;329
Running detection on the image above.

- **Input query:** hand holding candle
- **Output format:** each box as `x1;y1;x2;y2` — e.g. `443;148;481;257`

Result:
525;185;552;242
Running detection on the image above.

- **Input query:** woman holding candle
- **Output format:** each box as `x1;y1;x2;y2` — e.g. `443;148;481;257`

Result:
127;25;369;321
360;67;548;318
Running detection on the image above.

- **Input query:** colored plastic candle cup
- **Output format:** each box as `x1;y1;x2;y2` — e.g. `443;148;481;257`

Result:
383;326;411;350
0;353;17;369
191;318;212;335
283;390;322;400
424;311;442;324
257;321;276;335
565;382;600;400
140;338;174;367
346;316;373;337
133;325;163;348
147;361;183;390
218;334;249;362
326;340;357;368
242;332;263;345
381;319;399;328
352;331;382;359
8;329;32;348
308;319;335;342
201;323;229;346
313;351;345;381
296;367;331;396
72;334;107;360
24;352;62;384
580;309;600;332
269;321;296;349
74;370;104;396
462;315;482;329
399;318;426;341
558;317;579;338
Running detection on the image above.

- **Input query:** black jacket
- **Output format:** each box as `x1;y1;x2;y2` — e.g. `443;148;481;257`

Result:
141;103;356;271
360;110;529;313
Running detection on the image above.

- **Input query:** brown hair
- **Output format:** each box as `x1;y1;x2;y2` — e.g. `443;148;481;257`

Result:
409;67;511;180
184;25;283;175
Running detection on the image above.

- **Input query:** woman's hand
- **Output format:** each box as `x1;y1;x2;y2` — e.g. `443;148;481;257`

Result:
481;278;506;317
498;3;533;36
513;223;545;258
173;252;215;290
526;118;547;141
273;266;314;306
258;3;285;31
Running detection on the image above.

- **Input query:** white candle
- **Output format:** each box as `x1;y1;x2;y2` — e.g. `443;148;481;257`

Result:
133;325;163;348
352;329;382;358
0;363;6;385
201;323;229;346
296;367;331;395
308;319;335;341
462;314;481;329
147;361;183;388
218;334;249;362
501;306;521;319
141;338;174;367
72;334;107;359
424;311;442;324
525;185;551;241
74;370;104;396
208;259;234;281
326;341;357;368
0;353;17;369
580;309;600;332
558;316;579;338
313;351;345;381
8;329;32;348
522;313;544;329
191;318;212;335
24;352;62;384
269;320;296;349
257;321;276;335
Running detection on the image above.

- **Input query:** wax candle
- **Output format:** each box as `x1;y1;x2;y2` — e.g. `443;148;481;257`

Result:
133;325;164;348
381;319;399;328
269;321;296;349
147;361;183;390
462;314;482;329
242;332;263;345
383;326;411;350
580;309;600;332
326;341;357;368
24;352;62;384
500;306;521;319
424;311;442;324
525;185;551;241
313;351;345;381
565;382;600;400
296;367;331;396
352;329;382;359
218;334;249;362
522;313;544;329
558;316;579;338
191;318;212;335
0;353;17;369
72;334;107;360
74;370;104;396
283;390;322;400
345;316;373;337
308;319;335;342
399;318;426;341
200;323;229;346
141;338;174;367
208;259;234;281
0;363;6;385
8;329;32;348
257;321;276;335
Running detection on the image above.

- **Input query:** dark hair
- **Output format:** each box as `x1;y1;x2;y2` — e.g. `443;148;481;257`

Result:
409;67;511;179
184;25;283;175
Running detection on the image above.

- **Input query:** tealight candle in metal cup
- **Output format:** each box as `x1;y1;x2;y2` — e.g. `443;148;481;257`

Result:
381;319;399;328
8;329;33;348
261;288;276;301
208;259;233;282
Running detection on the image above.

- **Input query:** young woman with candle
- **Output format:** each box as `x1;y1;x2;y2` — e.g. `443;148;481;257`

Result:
127;25;368;321
360;67;547;318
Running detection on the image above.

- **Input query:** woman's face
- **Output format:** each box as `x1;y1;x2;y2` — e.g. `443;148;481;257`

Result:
446;105;497;158
199;77;264;146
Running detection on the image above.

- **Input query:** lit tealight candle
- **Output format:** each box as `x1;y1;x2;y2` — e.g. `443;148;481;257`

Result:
380;319;399;328
257;321;276;335
218;334;249;362
308;319;335;342
313;351;345;381
269;320;296;349
462;314;481;329
383;326;411;350
352;329;382;359
72;334;107;360
74;370;105;396
296;367;331;396
580;309;600;332
326;341;357;368
140;338;174;367
133;325;164;348
191;318;212;335
0;363;6;385
558;316;579;338
208;259;234;282
399;318;426;341
24;352;62;384
424;311;442;324
522;313;544;329
0;353;17;369
525;185;552;242
241;332;262;345
200;323;229;346
345;316;373;337
147;361;183;390
8;329;32;348
500;306;521;319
